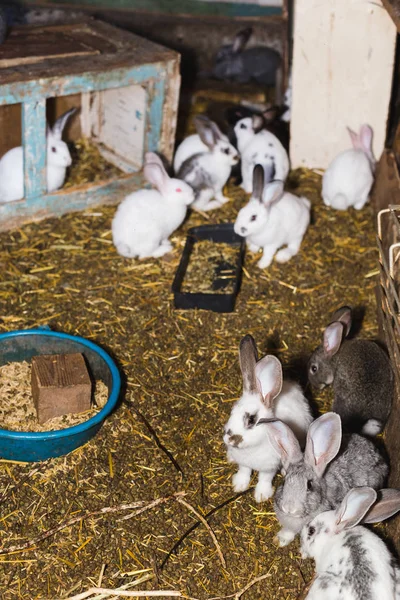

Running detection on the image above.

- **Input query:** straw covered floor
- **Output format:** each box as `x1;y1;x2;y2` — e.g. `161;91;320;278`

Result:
0;126;383;598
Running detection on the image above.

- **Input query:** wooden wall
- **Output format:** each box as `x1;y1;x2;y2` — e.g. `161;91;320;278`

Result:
290;0;397;169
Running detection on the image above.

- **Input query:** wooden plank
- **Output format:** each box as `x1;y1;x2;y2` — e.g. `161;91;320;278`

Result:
0;105;21;158
381;0;400;32
22;99;47;201
375;283;400;554
0;20;180;89
0;172;147;232
290;0;397;169
371;150;400;553
20;0;283;17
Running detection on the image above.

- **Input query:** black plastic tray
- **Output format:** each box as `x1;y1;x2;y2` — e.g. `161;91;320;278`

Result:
172;223;245;313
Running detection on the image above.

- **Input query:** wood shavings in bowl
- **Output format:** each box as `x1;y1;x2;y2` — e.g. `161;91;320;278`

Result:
181;239;240;293
0;361;108;432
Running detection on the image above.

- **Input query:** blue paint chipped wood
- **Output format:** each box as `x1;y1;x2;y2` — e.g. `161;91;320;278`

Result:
0;20;181;232
22;99;46;201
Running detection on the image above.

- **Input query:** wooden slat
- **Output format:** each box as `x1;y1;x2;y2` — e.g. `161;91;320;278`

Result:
0;20;179;87
371;150;400;554
381;0;400;32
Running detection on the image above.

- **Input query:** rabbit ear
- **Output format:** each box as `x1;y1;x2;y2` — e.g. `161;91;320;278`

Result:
254;355;283;408
252;164;264;201
52;108;77;140
262;106;279;123
304;412;342;477
330;306;352;337
145;152;165;169
252;114;264;132
362;488;400;524
232;27;252;53
359;124;373;154
257;418;302;469
239;334;259;394
347;126;361;150
143;162;169;194
323;322;344;357
262;180;284;206
195;116;221;149
334;487;377;532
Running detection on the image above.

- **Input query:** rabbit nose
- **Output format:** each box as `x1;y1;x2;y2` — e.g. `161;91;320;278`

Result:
240;227;247;235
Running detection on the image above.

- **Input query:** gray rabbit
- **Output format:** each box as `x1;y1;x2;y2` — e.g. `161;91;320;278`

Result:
258;412;389;546
308;306;393;435
212;27;281;86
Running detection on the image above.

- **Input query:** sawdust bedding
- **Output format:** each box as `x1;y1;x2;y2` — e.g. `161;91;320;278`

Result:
0;122;383;599
0;361;109;432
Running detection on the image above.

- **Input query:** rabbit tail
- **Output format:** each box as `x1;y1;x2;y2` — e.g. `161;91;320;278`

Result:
361;419;382;437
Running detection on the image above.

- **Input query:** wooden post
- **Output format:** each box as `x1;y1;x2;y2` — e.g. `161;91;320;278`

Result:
22;99;47;201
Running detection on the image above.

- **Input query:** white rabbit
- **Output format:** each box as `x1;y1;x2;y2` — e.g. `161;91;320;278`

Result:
322;124;375;210
300;486;400;599
175;115;239;212
234;165;311;269
223;334;313;503
0;108;76;203
238;120;289;193
112;152;194;259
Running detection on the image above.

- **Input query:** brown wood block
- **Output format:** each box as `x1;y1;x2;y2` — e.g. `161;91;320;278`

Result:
31;353;92;424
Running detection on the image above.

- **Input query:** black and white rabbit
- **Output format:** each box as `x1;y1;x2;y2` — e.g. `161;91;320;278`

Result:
225;104;289;152
212;27;281;86
300;486;400;599
258;412;389;546
223;334;312;502
175;116;239;212
308;306;394;435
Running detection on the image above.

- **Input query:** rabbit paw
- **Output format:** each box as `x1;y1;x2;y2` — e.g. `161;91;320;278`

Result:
354;200;367;210
275;528;296;547
151;241;172;258
240;182;252;194
232;470;251;492
247;243;259;253
275;247;294;263
216;195;230;206
254;481;273;503
257;256;273;269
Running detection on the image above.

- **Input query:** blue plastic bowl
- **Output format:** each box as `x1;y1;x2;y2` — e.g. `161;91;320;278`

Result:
0;328;121;461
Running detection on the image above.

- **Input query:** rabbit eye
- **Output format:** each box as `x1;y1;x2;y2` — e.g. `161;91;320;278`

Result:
175;188;182;192
51;146;57;153
250;215;257;222
240;123;247;130
245;412;257;428
307;479;313;492
223;148;230;155
308;525;315;537
310;364;318;374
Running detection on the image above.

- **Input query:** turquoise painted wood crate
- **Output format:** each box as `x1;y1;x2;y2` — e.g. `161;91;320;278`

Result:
0;19;181;231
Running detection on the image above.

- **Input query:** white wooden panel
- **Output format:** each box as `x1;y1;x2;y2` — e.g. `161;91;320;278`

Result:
290;0;396;169
97;84;146;172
